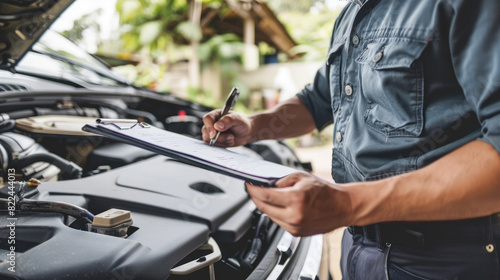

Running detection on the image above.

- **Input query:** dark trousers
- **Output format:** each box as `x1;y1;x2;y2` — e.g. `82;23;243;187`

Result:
340;217;500;279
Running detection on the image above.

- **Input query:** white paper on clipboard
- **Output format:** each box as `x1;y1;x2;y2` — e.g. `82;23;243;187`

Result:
82;121;297;186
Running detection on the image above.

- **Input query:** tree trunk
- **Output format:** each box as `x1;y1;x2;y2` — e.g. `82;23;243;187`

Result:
188;0;202;88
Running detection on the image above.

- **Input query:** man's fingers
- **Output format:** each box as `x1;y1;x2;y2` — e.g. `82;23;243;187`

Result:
202;126;211;143
210;133;235;147
252;202;298;232
217;133;235;146
275;172;310;188
202;110;222;138
203;111;241;142
202;125;235;146
248;187;307;236
246;183;289;207
248;186;294;223
251;196;287;217
214;113;239;132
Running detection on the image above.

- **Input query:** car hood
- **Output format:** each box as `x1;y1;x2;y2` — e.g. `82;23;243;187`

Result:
0;0;74;71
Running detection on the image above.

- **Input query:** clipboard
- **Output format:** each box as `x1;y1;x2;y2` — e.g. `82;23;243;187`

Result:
82;119;298;186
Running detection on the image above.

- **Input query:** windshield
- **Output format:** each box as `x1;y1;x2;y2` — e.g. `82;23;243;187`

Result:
34;30;110;73
16;30;127;87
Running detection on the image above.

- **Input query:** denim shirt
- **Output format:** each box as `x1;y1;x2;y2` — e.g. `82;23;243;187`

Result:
297;0;500;183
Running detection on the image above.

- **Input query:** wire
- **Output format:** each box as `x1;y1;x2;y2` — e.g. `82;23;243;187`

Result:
19;199;94;223
15;153;82;180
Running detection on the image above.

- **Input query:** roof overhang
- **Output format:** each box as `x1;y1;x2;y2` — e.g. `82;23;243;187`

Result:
201;0;299;58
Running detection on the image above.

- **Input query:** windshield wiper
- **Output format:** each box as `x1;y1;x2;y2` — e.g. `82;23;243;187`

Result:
13;69;90;89
30;49;131;86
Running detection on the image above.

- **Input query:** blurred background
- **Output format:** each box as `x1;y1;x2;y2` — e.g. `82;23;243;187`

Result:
51;0;347;171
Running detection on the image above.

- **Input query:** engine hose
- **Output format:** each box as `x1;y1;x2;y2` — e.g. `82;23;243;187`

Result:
1;110;34;120
125;108;158;124
15;153;82;180
19;199;94;223
239;214;272;271
0;120;15;133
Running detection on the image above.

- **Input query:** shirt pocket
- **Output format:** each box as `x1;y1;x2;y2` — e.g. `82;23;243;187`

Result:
327;41;345;113
355;39;428;137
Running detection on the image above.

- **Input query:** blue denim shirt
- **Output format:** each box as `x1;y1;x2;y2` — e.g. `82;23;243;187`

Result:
297;0;500;183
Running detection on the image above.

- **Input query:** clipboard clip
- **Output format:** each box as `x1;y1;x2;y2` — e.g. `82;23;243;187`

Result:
96;118;151;130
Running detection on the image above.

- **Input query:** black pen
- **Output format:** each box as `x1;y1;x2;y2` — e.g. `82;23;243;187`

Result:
209;87;240;146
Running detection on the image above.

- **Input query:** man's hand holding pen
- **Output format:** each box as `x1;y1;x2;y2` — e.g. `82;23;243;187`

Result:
202;109;253;147
202;87;253;147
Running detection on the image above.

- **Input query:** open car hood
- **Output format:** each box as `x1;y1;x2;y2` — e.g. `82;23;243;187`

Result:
0;0;74;71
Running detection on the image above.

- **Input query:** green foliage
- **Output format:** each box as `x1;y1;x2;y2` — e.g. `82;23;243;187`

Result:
198;34;244;69
259;0;346;62
276;8;343;61
111;0;341;100
115;0;224;57
176;21;202;41
113;1;245;107
139;20;164;45
186;87;223;108
116;0;191;56
61;9;102;47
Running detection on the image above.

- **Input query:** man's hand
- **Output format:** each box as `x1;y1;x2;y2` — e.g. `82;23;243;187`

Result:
246;172;352;236
202;97;316;147
202;110;252;147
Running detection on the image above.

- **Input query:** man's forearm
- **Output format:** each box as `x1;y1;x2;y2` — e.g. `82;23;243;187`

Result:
248;96;316;141
348;140;500;226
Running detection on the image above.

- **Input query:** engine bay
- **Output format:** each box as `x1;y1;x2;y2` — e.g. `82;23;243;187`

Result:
0;92;308;279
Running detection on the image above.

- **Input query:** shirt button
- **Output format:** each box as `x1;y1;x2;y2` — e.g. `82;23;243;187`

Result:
373;51;384;62
345;84;353;96
486;244;495;253
336;131;343;143
352;35;360;46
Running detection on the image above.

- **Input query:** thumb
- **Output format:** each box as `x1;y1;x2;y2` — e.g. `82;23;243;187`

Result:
274;172;309;188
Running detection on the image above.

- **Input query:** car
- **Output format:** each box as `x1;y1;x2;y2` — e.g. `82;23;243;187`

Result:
0;1;323;279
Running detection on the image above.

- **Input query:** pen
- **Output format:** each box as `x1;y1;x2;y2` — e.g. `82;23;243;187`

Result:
209;87;239;146
96;118;137;124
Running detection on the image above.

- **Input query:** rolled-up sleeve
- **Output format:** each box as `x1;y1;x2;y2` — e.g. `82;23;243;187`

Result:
296;63;334;131
450;0;500;154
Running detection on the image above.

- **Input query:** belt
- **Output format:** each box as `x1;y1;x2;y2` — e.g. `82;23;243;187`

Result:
347;213;500;249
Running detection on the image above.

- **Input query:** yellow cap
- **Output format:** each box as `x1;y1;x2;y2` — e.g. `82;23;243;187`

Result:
92;208;132;227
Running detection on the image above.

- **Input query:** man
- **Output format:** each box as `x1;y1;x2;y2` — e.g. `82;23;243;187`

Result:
202;0;500;278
